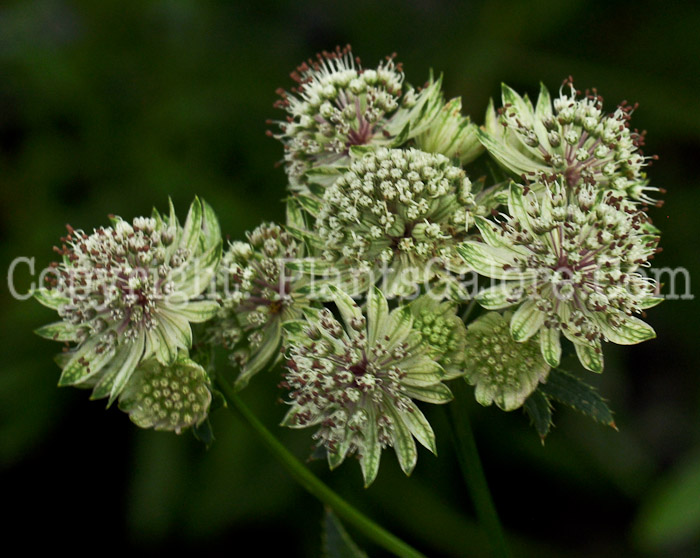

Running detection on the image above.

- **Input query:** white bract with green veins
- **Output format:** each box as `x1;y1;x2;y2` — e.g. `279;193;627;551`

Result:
458;179;661;373
281;286;452;486
34;198;221;404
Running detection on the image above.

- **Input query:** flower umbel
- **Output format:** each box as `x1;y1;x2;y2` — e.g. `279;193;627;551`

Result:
118;353;212;434
458;178;661;373
479;79;660;204
464;311;550;411
281;286;452;486
34;198;221;403
271;46;443;191
303;147;478;297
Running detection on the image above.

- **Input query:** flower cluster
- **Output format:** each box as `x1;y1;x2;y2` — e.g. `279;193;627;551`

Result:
281;287;451;486
479;79;661;204
271;46;444;191
34;48;665;478
209;221;311;388
459;178;660;372
35;198;221;407
300;147;480;297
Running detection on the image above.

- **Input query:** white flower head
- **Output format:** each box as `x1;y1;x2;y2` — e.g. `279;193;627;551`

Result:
305;147;478;297
281;286;452;486
271;46;444;192
35;198;222;405
458;178;662;373
479;78;661;205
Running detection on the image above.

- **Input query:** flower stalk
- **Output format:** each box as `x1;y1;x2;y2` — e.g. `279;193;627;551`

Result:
216;375;428;558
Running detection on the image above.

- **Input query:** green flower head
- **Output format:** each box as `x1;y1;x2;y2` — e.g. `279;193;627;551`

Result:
271;46;443;192
118;353;212;434
464;312;549;411
212;222;312;389
281;286;452;486
34;198;221;404
304;147;478;298
408;294;467;380
479;79;660;204
458;178;661;373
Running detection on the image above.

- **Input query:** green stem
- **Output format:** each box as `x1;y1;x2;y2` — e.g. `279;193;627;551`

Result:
216;378;428;558
447;381;511;558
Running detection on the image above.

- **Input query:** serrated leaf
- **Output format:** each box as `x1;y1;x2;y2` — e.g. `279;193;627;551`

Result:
523;390;553;441
539;368;615;427
322;509;368;558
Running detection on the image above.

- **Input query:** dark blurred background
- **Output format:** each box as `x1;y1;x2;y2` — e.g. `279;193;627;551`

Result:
1;1;699;556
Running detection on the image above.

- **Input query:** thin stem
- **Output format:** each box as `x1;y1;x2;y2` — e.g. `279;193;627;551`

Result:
216;377;427;558
447;381;511;558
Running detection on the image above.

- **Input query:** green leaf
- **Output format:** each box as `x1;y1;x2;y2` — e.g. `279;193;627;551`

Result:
322;508;368;558
632;451;700;551
539;368;615;427
523;390;553;442
328;286;362;333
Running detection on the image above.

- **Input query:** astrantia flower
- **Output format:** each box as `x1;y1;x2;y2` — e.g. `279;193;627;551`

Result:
271;45;443;191
463;311;549;411
34;198;221;403
212;221;312;388
478;79;660;204
281;286;452;486
408;294;467;380
415;97;483;164
301;147;478;298
457;179;661;373
118;353;212;433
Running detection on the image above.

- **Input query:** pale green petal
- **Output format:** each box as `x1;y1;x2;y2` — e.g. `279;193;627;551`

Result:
402;383;453;404
457;241;534;280
476;282;525;310
574;340;604;373
366;286;389;347
166;299;220;323
359;406;381;488
35;321;80;342
109;331;146;404
386;404;417;476
58;334;115;386
328;286;363;333
179;196;203;255
236;320;282;390
33;288;69;310
539;326;562;368
400;400;437;454
510;300;545;342
476;128;548;175
593;311;656;345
